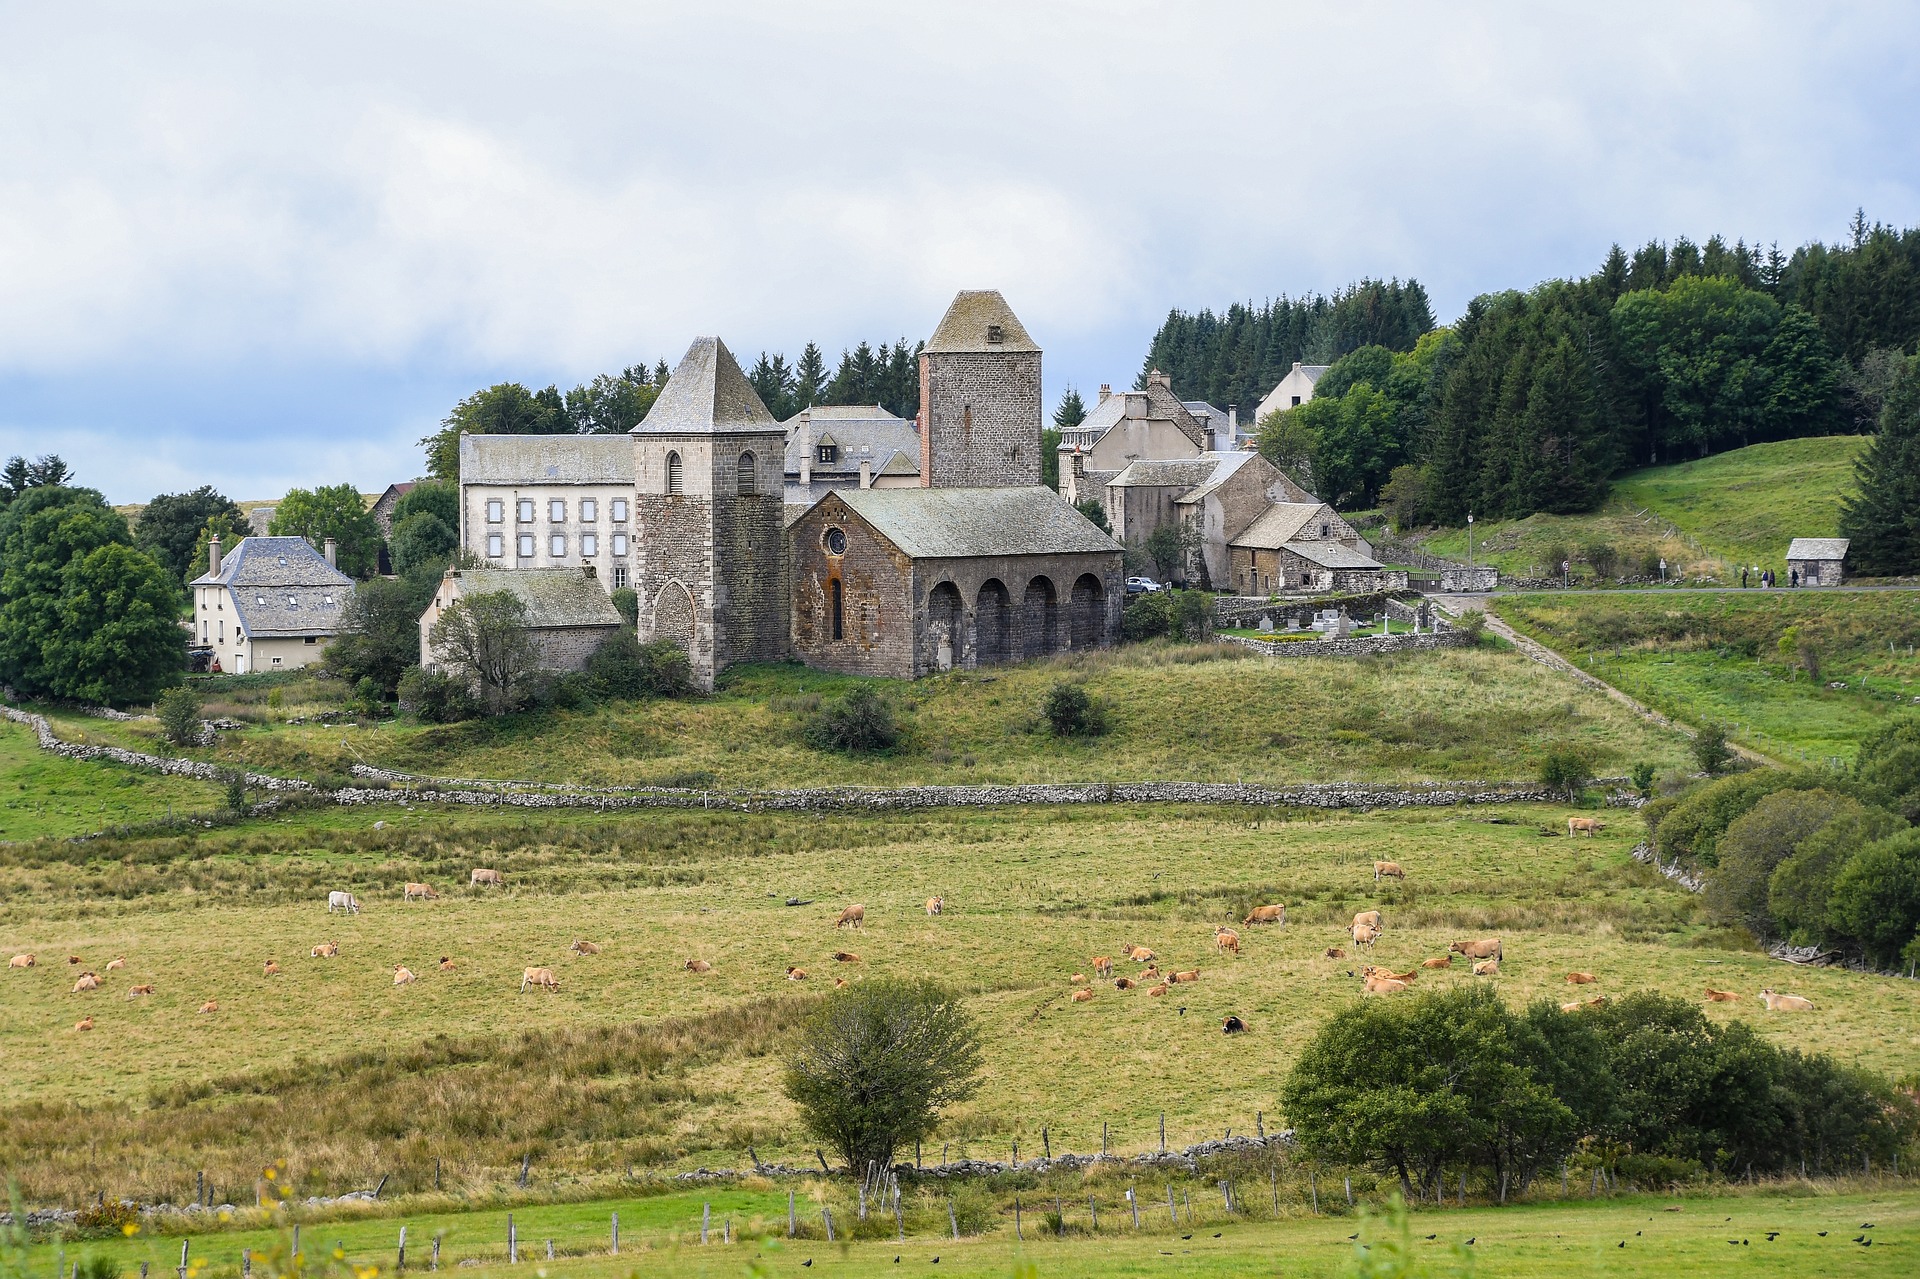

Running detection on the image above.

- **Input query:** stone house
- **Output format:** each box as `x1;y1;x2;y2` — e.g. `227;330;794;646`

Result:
370;481;416;574
1254;361;1330;423
1104;452;1317;587
920;291;1043;489
457;434;638;593
1228;502;1400;594
418;567;623;674
789;486;1122;678
188;534;354;674
781;404;923;504
1786;538;1849;586
1058;372;1211;508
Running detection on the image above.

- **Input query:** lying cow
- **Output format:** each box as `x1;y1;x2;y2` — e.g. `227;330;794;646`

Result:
832;950;860;963
311;941;339;958
72;972;100;993
470;869;503;887
1363;975;1410;996
394;965;418;986
570;940;602;956
520;966;557;993
1125;945;1156;963
327;890;361;915
1071;988;1094;1003
1243;904;1286;926
126;984;154;999
684;959;713;973
404;882;438;901
786;966;809;981
197;999;218;1014
1420;956;1452;969
1565;971;1597;985
1472;959;1500;977
1373;861;1406;882
1703;987;1740;1003
7;954;33;969
262;959;281;976
104;956;126;972
1170;969;1201;984
1567;817;1607;837
1148;982;1171;997
1759;988;1813;1011
438;956;455;972
1221;1015;1249;1034
1560;996;1606;1012
1450;938;1502;962
1114;977;1138;991
74;1016;93;1032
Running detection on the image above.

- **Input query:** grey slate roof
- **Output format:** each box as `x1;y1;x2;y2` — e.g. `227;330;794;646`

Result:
1229;503;1328;549
460;434;633;484
1176;451;1264;505
830;486;1121;559
1108;458;1222;489
1786;537;1850;561
923;290;1040;354
780;405;923;478
190;536;354;638
450;568;624;630
1278;540;1383;570
1068;380;1209;452
635;336;781;435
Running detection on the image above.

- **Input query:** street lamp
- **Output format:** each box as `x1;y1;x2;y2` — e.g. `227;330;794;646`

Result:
1466;512;1474;579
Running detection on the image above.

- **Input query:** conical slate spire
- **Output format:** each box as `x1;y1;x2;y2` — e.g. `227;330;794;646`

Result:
632;336;780;434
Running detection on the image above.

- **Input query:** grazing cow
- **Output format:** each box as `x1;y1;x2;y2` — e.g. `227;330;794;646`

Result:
519;966;556;993
311;942;339;958
7;954;32;969
438;957;455;972
404;882;438;902
74;1016;93;1032
1171;969;1201;984
925;896;944;916
1125;945;1156;963
1420;956;1452;970
126;984;154;999
1567;817;1607;837
1363;976;1410;996
684;959;713;973
1472;959;1500;977
327;890;361;915
1243;905;1286;926
394;965;419;986
834;904;865;929
1373;861;1406;882
1565;971;1597;985
1092;956;1114;978
1352;910;1383;931
197;999;218;1014
1324;947;1346;960
1703;987;1740;1002
470;868;503;887
1222;1015;1248;1034
1214;928;1241;954
570;940;602;956
833;977;847;988
832;951;860;963
1350;923;1381;949
72;972;100;992
263;959;281;976
1114;977;1137;990
1071;989;1094;1002
786;966;808;981
1759;988;1813;1011
1147;982;1171;997
1450;938;1503;962
1069;974;1088;985
104;956;126;972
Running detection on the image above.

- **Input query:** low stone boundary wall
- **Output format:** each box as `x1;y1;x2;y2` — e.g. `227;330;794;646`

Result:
1218;630;1473;659
1215;590;1417;629
1630;839;1705;892
0;706;315;793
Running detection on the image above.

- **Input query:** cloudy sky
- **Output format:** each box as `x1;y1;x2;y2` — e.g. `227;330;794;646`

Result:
3;1;1916;504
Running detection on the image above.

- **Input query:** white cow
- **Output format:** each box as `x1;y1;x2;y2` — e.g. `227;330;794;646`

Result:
327;890;361;915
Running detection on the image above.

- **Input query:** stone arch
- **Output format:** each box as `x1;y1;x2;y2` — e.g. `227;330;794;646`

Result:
652;580;696;653
1069;573;1106;651
926;580;963;673
1020;575;1058;659
974;579;1012;665
665;450;684;495
736;450;757;495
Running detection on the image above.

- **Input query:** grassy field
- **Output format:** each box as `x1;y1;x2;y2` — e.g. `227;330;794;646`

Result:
1494;591;1920;763
0;718;227;842
31;643;1695;792
1420;437;1870;581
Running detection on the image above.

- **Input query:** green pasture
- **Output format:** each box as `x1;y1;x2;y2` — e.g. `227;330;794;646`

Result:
0;719;226;842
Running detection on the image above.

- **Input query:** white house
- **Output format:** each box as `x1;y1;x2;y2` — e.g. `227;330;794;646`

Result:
188;535;354;674
1254;361;1331;423
458;434;638;594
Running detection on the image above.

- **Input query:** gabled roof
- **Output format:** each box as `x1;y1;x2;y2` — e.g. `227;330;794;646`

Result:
446;568;624;630
1176;451;1266;505
1108;458;1221;489
634;336;781;435
190;536;355;638
460;434;633;484
877;449;919;476
1786;537;1849;560
1277;540;1383;570
781;404;922;478
1228;503;1330;550
826;486;1120;559
923;290;1040;354
1066;379;1209;453
1290;364;1331;383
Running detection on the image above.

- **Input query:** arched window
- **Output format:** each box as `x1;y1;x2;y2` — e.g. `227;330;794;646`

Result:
665;450;683;495
737;451;757;495
831;578;844;641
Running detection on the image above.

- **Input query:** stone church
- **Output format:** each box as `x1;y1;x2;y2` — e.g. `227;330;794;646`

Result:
454;290;1123;687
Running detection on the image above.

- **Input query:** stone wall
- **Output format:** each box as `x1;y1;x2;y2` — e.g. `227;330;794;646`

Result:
1218;630;1474;658
1214;591;1415;629
920;349;1043;489
789;500;917;677
1440;565;1500;592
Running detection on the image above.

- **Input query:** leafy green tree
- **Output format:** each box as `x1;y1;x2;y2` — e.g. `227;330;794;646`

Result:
1840;352;1920;576
269;484;381;578
1537;746;1590;802
386;480;461;578
1314;344;1396;400
566;370;661;434
1827;829;1920;968
1255;402;1322;493
0;454;73;508
155;685;203;747
325;574;440;698
419;382;571;480
1853;714;1920;821
1770;803;1908;943
1142;519;1199;583
186;512;255;589
1703;788;1853;937
584;631;693;700
426;589;539;714
783;979;981;1175
1690;722;1734;776
396;665;479;722
1052;387;1087;429
1074;497;1111;534
1312;382;1406;508
793;342;829;410
610;586;639;626
1378;464;1428;532
1041;681;1106;738
1041;427;1063;490
134;486;248;584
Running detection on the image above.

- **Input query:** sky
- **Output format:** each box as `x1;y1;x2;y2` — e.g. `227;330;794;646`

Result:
2;1;1917;505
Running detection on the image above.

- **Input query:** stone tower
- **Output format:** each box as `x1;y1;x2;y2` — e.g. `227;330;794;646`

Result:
918;289;1042;488
631;336;788;691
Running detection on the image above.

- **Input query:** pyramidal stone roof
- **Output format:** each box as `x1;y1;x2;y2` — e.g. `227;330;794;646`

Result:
634;336;781;435
923;290;1040;354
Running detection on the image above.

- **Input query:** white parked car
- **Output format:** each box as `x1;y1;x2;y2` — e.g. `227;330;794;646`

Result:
1125;576;1165;595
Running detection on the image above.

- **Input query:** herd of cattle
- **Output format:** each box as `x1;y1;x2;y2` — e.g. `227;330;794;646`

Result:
9;852;1822;1033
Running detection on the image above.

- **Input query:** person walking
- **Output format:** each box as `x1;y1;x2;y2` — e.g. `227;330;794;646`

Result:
1742;566;1749;589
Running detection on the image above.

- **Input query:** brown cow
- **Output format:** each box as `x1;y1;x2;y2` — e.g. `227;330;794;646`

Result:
1350;923;1381;949
1147;982;1171;997
72;972;100;993
1565;971;1597;985
67;955;82;965
470;868;503;887
925;896;944;916
1171;969;1201;984
1373;861;1406;882
1222;1015;1248;1034
786;966;808;981
1352;910;1383;931
1092;956;1114;978
1450;938;1503;962
1363;976;1410;996
1140;965;1161;981
833;977;848;988
1759;988;1813;1011
1703;987;1740;1002
834;904;865;929
833;951;861;963
1114;977;1137;991
1365;966;1417;983
394;965;419;986
684;959;713;973
438;956;455;972
1071;988;1094;1003
126;984;154;999
7;954;33;969
570;940;602;956
1125;945;1157;963
519;966;556;993
1214;928;1241;954
1243;904;1286;926
263;959;281;976
1472;959;1500;977
74;1015;93;1032
1419;956;1452;970
1567;817;1607;837
1069;973;1088;985
104;956;126;972
1324;946;1346;959
311;941;339;958
197;999;218;1014
1559;997;1608;1013
404;882;439;901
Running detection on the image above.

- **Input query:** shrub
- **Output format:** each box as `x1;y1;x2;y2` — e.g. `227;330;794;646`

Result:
1651;769;1806;869
1538;746;1591;802
1583;541;1618;580
1121;591;1174;641
1169;589;1213;641
1702;788;1854;938
802;686;902;754
1453;609;1487;642
223;769;247;816
155;685;201;747
1769;804;1909;944
396;665;480;723
1630;761;1658;798
587;633;692;702
1827;829;1920;968
1041;681;1107;738
1073;498;1110;534
782;978;981;1175
1690;722;1734;775
610;587;640;626
1855;715;1920;821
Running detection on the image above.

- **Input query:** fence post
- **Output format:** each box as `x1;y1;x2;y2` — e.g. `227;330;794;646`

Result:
1167;1182;1177;1223
858;1179;867;1222
292;1227;300;1262
242;1252;251;1279
141;1264;149;1279
1256;1110;1263;1140
1160;1112;1166;1152
788;1190;796;1237
1309;1168;1318;1214
1130;1185;1140;1229
1344;1177;1353;1208
507;1213;517;1264
701;1202;710;1245
1270;1168;1279;1216
518;1154;529;1187
824;1207;834;1243
950;1199;960;1240
544;1242;552;1262
1103;1122;1109;1158
1042;1127;1050;1159
397;1226;406;1273
1015;1197;1022;1241
1183;1188;1192;1224
431;1238;440;1272
1561;1161;1568;1198
1053;1198;1063;1238
895;1195;904;1241
178;1240;189;1279
611;1212;618;1256
435;1159;441;1192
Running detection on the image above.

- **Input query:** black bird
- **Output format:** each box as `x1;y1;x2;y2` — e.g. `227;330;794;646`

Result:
1817;1231;1827;1237
1852;1236;1865;1243
1346;1234;1357;1241
894;1258;900;1264
1212;1233;1221;1239
931;1259;939;1265
1727;1240;1740;1246
1179;1006;1187;1015
1183;1234;1193;1241
1766;1232;1779;1241
1863;1223;1876;1229
802;1262;812;1269
1617;1242;1625;1248
1424;1234;1437;1240
1635;1231;1642;1236
1464;1238;1475;1245
1862;1239;1873;1248
1159;1252;1172;1256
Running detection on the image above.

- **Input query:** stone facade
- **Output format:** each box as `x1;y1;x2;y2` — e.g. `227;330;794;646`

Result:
459;434;638;593
1439;565;1500;592
418;567;623;675
189;535;353;675
919;291;1042;489
1058;373;1208;508
1786;537;1849;586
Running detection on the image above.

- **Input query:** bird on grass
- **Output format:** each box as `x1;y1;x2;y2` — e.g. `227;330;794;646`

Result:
1861;1239;1874;1248
1863;1223;1877;1229
1617;1242;1625;1248
1853;1235;1866;1243
1817;1231;1827;1237
1765;1232;1779;1241
1346;1233;1357;1241
1635;1231;1642;1237
1423;1234;1436;1240
1464;1238;1475;1245
802;1262;811;1269
1212;1233;1221;1239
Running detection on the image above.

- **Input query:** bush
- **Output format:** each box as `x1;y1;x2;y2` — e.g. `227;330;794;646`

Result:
1630;761;1658;798
782;978;981;1175
1690;722;1734;775
610;587;640;626
1583;541;1618;580
1769;804;1909;943
1651;769;1807;869
1453;609;1487;642
1702;788;1855;938
1121;589;1213;643
223;768;247;815
155;685;201;747
1827;829;1920;968
396;665;480;723
587;632;693;702
802;686;902;754
1538;746;1590;802
1855;715;1920;821
1041;681;1107;738
1073;498;1110;535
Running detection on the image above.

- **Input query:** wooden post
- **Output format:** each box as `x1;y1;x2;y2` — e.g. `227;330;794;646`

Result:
1309;1168;1318;1214
788;1190;796;1237
1561;1161;1568;1198
431;1238;440;1272
141;1264;149;1279
196;1171;204;1208
544;1241;553;1262
895;1195;904;1241
1167;1182;1177;1223
916;1140;921;1168
507;1213;517;1264
949;1199;959;1240
518;1154;529;1187
1053;1198;1063;1238
292;1227;300;1261
178;1240;190;1279
823;1208;834;1243
701;1202;710;1244
1183;1188;1192;1224
397;1226;406;1273
1160;1112;1166;1152
941;1143;948;1164
725;1220;731;1245
435;1159;441;1191
1089;1196;1098;1231
1103;1122;1109;1157
1042;1127;1050;1159
1014;1197;1022;1241
243;1251;252;1279
1012;1139;1018;1166
1256;1110;1263;1139
1458;1171;1464;1207
611;1212;619;1255
1130;1185;1140;1228
1270;1168;1280;1216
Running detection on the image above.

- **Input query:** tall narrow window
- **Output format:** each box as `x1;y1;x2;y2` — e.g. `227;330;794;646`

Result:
612;532;629;556
550;533;567;557
486;499;503;523
611;498;628;522
612;565;628;589
487;533;504;558
517;499;535;523
831;578;844;641
665;451;683;495
550;499;567;522
737;451;757;495
581;498;597;522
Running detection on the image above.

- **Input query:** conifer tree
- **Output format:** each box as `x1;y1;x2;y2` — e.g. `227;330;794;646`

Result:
1841;353;1920;576
1052;387;1086;429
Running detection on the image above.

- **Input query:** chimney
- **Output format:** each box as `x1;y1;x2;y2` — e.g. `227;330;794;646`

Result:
1147;368;1170;390
323;537;337;568
799;410;812;485
858;459;872;489
1226;404;1239;451
208;534;223;577
1098;384;1111;403
1292;361;1303;372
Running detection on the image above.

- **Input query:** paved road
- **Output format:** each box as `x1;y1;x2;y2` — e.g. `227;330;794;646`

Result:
1437;583;1920;603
